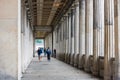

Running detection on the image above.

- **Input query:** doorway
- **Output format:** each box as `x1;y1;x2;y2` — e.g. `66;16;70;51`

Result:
35;39;44;56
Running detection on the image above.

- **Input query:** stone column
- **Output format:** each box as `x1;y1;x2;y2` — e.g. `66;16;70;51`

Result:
84;0;93;72
74;1;79;67
68;13;71;64
62;19;64;60
104;0;115;80
33;32;35;57
68;13;71;54
71;8;75;65
114;0;120;80
62;21;65;61
65;15;69;62
68;12;72;64
63;19;66;61
93;0;104;75
79;0;86;69
66;15;69;54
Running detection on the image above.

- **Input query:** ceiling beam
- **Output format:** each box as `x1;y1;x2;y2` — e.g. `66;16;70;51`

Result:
27;0;34;23
37;0;44;25
35;37;45;39
32;1;54;5
34;26;52;32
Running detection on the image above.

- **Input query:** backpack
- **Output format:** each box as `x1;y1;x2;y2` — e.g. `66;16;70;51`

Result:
47;49;51;54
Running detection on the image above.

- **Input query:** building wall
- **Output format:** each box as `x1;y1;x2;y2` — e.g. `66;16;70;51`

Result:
45;33;52;52
0;0;33;80
21;1;33;77
21;22;33;73
0;0;18;80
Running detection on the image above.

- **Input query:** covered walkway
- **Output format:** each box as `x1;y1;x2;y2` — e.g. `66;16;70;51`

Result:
22;57;99;80
1;0;120;80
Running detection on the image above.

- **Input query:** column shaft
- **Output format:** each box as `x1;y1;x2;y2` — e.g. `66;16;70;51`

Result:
68;13;72;64
65;16;69;62
70;8;75;65
71;9;75;54
114;0;120;80
84;0;93;72
33;33;35;57
74;3;79;55
74;1;79;67
93;0;104;75
104;0;115;80
79;0;86;68
68;13;71;54
66;15;69;54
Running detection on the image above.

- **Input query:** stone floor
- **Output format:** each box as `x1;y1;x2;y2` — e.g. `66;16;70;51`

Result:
22;57;101;80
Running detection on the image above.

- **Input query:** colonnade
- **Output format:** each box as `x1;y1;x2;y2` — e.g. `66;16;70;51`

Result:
51;0;120;80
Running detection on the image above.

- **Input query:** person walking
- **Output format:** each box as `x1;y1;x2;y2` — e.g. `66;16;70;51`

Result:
44;48;47;57
37;47;42;61
46;47;51;61
53;49;56;58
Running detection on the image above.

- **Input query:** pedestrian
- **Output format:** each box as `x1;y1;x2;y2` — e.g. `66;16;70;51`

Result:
46;47;51;61
37;47;42;61
44;48;47;57
54;49;56;58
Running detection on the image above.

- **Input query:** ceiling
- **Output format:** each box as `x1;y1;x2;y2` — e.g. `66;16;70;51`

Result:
24;0;74;38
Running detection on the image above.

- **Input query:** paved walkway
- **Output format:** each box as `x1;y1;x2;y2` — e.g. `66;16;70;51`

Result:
22;57;100;80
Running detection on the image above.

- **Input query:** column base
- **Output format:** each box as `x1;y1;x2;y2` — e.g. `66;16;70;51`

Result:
65;54;67;63
92;71;98;76
116;77;120;80
84;67;90;72
66;59;68;63
70;62;73;65
78;65;84;69
74;64;77;67
67;59;70;64
67;60;70;64
104;76;111;80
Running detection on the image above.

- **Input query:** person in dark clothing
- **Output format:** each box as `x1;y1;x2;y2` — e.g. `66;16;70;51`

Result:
44;48;47;57
54;49;56;58
46;47;51;61
37;47;42;61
